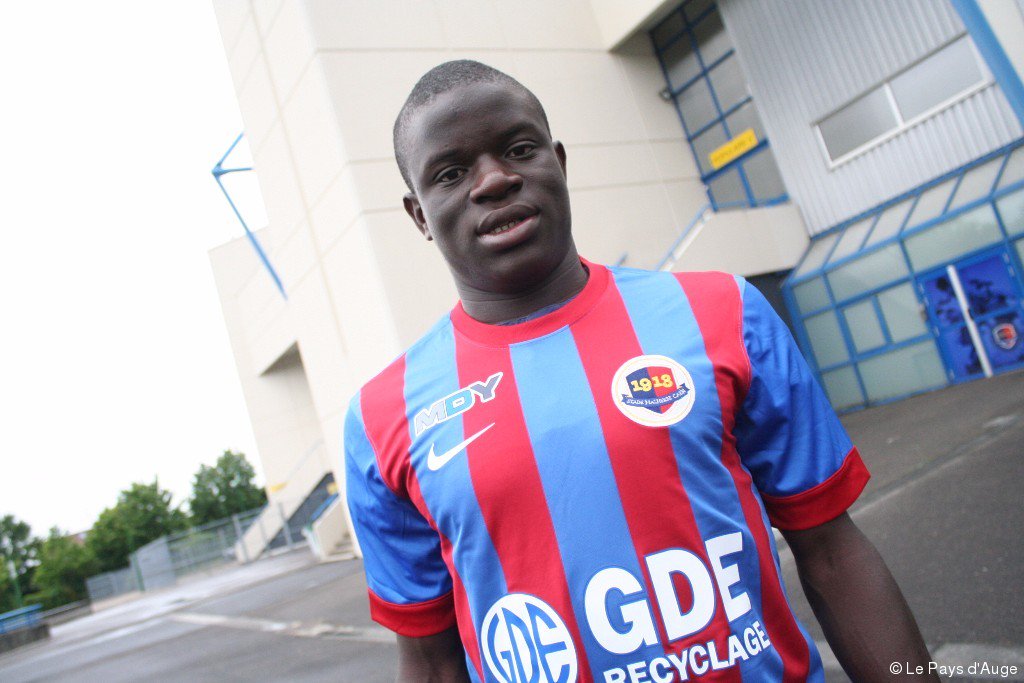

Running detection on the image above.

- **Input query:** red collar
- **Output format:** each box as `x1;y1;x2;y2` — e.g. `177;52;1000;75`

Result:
450;258;609;345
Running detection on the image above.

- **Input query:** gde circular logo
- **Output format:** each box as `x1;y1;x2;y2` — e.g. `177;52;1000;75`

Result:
611;355;696;427
482;593;578;683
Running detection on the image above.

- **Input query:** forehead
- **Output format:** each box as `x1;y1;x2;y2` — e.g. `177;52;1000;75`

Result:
403;81;546;158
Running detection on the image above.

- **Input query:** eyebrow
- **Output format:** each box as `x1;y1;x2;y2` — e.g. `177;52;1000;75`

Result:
422;148;464;176
420;122;545;176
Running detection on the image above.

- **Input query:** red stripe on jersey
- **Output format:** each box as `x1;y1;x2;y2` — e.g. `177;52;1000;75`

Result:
676;271;811;682
360;356;484;677
454;337;592;682
360;357;412;497
570;282;734;660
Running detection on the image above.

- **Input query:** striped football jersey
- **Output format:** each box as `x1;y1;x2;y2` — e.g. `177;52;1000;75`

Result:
345;260;869;683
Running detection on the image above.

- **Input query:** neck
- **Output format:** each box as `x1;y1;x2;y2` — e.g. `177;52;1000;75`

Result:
458;250;589;324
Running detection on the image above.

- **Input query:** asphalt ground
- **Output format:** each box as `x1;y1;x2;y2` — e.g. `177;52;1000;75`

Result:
1;370;1021;682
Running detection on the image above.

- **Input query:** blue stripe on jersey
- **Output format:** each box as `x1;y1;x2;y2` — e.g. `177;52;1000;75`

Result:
611;266;784;681
735;277;827;682
402;321;507;664
509;327;667;671
344;394;452;604
735;279;854;497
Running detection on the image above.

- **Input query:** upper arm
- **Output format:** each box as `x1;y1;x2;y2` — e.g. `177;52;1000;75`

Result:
344;394;457;637
397;626;470;682
781;511;864;564
733;279;870;530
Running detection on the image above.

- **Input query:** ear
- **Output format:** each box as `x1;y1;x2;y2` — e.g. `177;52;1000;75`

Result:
403;193;432;241
554;140;567;178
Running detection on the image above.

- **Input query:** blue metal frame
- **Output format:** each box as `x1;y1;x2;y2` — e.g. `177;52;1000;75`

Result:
784;138;1024;412
650;0;788;211
949;0;1024;128
212;133;287;300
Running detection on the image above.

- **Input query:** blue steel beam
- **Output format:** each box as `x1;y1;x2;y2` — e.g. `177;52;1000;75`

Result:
950;0;1024;129
212;133;287;299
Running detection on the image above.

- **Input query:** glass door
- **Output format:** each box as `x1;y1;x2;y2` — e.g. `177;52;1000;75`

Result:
918;248;1024;380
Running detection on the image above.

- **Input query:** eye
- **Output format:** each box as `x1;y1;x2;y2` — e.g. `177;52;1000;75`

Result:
435;167;465;184
507;142;536;159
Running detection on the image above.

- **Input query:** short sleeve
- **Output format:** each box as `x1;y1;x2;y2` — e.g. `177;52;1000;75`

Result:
733;279;870;531
344;394;456;636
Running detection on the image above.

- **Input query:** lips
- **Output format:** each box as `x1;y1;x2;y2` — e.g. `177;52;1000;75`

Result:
477;204;538;237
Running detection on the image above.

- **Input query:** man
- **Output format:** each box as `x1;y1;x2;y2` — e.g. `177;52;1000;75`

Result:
345;60;936;683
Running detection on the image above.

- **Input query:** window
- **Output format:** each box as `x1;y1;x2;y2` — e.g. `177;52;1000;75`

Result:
816;36;990;165
827;216;876;264
827;245;908;301
889;38;986;120
818;88;897;161
793;277;830;314
865;198;913;247
805;311;849;368
877;283;927;343
843;300;886;352
996;188;1024;236
904;204;1002;271
948;157;1003;211
857;342;946;402
651;1;787;210
821;366;864;411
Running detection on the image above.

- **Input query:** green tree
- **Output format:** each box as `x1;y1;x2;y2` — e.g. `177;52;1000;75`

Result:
0;567;16;613
189;451;267;526
86;481;188;572
0;514;40;608
32;528;99;609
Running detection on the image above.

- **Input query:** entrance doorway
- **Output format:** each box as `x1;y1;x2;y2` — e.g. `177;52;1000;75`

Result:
918;248;1024;381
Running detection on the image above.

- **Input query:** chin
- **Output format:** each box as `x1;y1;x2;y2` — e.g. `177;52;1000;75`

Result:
479;244;572;295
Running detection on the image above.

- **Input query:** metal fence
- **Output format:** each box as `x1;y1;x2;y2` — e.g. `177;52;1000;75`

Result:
85;507;263;603
82;479;341;604
85;566;140;602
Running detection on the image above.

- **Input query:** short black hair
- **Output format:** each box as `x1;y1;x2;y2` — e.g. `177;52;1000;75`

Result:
392;59;550;191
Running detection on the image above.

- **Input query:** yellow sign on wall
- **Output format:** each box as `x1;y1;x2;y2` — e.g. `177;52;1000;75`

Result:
708;128;759;170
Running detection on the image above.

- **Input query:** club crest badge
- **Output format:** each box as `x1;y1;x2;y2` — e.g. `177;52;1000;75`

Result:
993;322;1018;350
611;355;695;427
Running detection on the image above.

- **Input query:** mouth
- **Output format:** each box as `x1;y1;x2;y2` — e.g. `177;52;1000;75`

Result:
485;216;528;236
478;213;538;249
477;205;539;242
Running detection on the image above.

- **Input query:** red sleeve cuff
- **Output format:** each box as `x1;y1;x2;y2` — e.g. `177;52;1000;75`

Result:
761;447;870;531
368;589;457;637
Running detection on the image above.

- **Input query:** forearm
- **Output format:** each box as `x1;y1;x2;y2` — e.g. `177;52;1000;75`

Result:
396;627;471;683
784;514;937;682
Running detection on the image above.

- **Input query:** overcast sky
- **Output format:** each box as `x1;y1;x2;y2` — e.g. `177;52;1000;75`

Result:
0;2;268;535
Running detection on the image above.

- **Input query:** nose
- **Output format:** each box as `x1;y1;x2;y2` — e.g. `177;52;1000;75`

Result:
469;156;523;203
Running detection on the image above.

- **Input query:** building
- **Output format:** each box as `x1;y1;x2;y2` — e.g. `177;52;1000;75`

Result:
208;0;1024;554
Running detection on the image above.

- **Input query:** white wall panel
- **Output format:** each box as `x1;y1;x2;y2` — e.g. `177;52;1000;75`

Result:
721;0;1023;234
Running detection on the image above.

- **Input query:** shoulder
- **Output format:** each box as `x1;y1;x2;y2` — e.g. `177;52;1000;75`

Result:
607;265;745;298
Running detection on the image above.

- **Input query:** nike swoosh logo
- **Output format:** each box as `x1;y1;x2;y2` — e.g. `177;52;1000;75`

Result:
426;423;494;471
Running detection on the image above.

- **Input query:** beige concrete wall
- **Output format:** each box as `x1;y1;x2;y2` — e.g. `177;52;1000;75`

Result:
588;0;679;49
672;204;809;276
209;239;328;500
